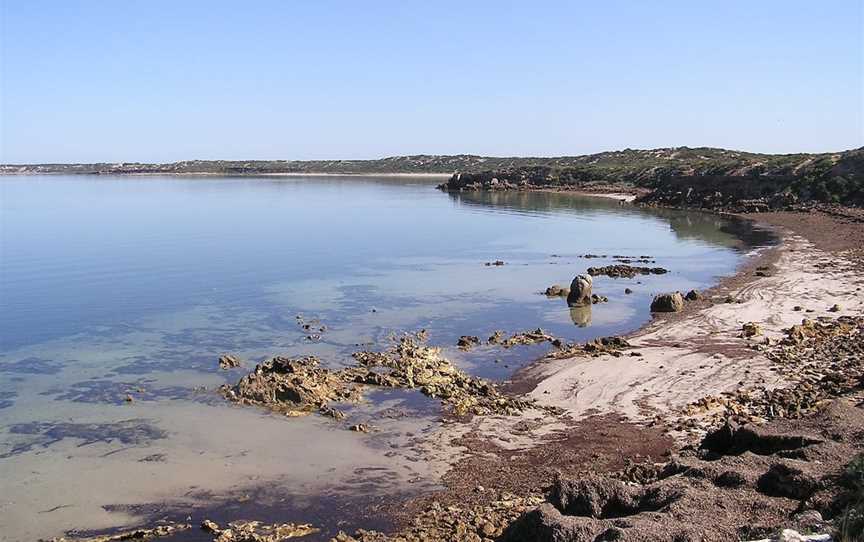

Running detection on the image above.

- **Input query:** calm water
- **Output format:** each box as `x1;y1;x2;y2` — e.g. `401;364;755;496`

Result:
0;175;770;540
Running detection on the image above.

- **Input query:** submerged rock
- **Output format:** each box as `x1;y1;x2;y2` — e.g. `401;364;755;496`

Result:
544;284;570;297
566;274;593;307
650;292;685;313
48;523;191;542
218;354;243;370
457;335;481;350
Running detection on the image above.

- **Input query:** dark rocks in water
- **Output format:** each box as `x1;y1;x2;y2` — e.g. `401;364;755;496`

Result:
487;330;505;344
544;285;570;297
485;260;505;266
587;264;668;279
685;289;703;301
650;292;685;313
457;335;481;349
566;274;593;307
624;288;633;294
218;354;243;370
501;328;556;348
590;294;608;304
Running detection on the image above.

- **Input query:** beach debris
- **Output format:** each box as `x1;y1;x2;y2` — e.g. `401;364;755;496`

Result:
587;264;668;278
742;322;764;338
566;274;593;307
685;289;703;301
218;354;243;370
456;335;481;350
650;292;685;313
201;519;319;541
48;523;191;541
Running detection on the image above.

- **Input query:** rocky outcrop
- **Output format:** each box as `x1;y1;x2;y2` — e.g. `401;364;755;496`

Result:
221;334;558;421
650;292;685;313
566;275;593;307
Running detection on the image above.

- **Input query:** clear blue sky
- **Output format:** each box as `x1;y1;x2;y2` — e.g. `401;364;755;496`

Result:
1;1;862;163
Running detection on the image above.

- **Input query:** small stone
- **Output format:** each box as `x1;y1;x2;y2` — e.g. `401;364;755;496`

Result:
828;303;841;312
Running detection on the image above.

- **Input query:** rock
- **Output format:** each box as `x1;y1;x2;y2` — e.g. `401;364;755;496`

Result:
685;289;703;301
587;265;668;278
566;274;593;307
757;462;820;499
485;260;505;266
828;304;841;312
624;288;633;294
544;285;570;297
457;335;481;349
650;292;685;313
199;519;319;541
487;330;505;344
590;294;608;304
349;423;370;433
742;322;764;338
218;354;243;369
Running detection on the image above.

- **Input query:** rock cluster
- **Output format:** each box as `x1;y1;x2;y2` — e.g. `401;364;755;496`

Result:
586;265;668;278
222;334;557;421
201;519;319;541
47;523;191;542
683;316;864;427
331;494;545;542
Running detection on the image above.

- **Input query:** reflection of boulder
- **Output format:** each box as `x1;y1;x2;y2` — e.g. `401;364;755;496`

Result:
569;305;592;327
567;275;593;307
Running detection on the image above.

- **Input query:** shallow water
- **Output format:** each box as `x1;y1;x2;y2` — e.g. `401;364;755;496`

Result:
0;175;772;540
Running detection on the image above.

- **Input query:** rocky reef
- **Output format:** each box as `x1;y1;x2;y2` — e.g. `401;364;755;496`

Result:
220;333;557;420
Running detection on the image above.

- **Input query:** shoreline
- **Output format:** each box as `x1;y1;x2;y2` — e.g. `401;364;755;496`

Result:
35;203;864;541
347;205;864;541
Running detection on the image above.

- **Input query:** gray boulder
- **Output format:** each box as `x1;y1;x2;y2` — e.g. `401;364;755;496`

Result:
650;292;685;312
567;274;593;307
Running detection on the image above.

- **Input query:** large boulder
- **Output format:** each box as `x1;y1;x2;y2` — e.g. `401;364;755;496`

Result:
567;275;593;307
650;292;685;313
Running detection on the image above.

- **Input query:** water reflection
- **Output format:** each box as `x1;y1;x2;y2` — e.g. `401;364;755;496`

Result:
569;305;592;327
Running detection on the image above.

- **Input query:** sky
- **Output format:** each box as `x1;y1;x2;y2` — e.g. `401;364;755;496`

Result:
1;1;862;163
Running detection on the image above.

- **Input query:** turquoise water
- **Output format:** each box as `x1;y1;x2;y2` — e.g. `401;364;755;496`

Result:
0;175;769;540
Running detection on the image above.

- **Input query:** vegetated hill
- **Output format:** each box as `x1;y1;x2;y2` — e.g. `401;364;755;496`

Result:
441;147;864;210
3;147;862;208
0;154;574;176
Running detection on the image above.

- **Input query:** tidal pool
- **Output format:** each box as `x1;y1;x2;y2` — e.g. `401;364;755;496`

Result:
0;175;773;540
